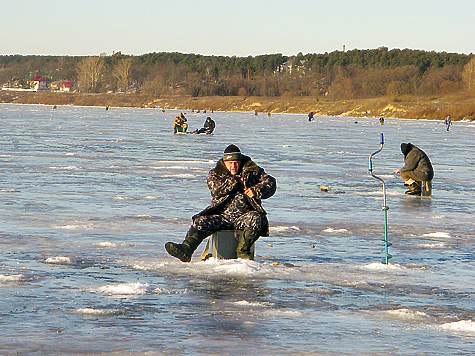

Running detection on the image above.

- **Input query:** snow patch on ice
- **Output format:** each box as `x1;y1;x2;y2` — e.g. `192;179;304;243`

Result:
73;308;122;316
48;165;82;170
161;173;196;178
0;274;24;282
96;241;117;248
269;226;301;233
45;256;71;264
416;242;449;249
323;227;349;233
209;258;270;275
113;195;132;200
54;222;93;230
422;232;451;238
96;282;155;295
362;262;405;270
95;282;185;296
232;300;274;307
440;320;475;334
0;188;19;193
264;309;303;317
386;308;429;321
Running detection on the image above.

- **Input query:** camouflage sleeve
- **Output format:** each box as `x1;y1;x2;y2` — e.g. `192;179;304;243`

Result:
207;170;240;199
249;168;276;200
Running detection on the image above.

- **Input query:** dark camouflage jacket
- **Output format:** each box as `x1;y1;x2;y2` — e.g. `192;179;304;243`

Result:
194;155;276;236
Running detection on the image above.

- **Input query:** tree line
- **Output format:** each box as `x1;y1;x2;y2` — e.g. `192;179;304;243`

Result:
1;48;474;99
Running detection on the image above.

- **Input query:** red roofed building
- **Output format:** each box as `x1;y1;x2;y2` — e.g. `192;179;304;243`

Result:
29;76;51;91
60;81;74;92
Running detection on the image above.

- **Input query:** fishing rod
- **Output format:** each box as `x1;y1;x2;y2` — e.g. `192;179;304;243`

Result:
368;133;392;264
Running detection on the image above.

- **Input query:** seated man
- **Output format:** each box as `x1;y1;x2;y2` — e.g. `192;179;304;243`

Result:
173;113;188;133
165;144;277;262
194;117;216;134
395;143;434;195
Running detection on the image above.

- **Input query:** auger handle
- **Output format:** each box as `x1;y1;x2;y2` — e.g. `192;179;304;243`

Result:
380;133;384;145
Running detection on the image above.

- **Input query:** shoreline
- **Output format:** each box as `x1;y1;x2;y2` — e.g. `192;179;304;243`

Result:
1;90;474;121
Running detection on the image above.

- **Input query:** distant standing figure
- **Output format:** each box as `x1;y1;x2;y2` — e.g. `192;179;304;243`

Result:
444;115;451;131
379;117;384;125
308;112;314;122
53;105;57;110
106;106;110;111
395;143;434;195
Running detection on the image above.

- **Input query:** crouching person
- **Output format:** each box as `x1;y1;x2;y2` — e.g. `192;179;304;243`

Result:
165;144;277;262
395;142;434;195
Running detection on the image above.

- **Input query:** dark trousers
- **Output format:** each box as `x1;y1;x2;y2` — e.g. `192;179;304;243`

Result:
401;170;431;183
191;211;265;238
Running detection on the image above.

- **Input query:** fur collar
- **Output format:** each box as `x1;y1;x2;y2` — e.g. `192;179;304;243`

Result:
213;155;258;175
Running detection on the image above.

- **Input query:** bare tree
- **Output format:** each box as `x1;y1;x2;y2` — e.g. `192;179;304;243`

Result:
142;74;166;97
77;56;104;92
114;58;133;93
185;72;204;97
462;57;475;92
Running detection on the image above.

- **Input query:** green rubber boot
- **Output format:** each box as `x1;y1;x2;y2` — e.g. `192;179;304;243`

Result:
165;227;205;262
236;228;259;260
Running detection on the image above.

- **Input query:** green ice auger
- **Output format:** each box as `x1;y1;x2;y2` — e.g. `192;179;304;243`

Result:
368;133;392;264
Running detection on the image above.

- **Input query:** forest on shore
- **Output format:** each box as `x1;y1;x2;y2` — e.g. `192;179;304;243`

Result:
1;48;475;120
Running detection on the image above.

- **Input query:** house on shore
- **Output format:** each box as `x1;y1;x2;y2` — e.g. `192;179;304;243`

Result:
2;75;74;92
29;76;51;91
60;81;74;92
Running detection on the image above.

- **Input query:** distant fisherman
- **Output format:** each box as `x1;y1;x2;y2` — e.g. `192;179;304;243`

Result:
395;143;434;195
173;113;188;133
165;144;276;262
308;112;314;122
444;115;451;131
193;117;216;134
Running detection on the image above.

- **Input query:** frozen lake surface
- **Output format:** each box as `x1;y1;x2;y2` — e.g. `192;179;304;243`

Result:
0;103;474;355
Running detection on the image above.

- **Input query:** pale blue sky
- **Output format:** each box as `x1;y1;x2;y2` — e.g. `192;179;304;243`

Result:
2;0;474;56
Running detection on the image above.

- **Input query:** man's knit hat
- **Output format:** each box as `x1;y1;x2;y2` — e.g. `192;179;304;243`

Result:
401;142;413;156
223;144;242;161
